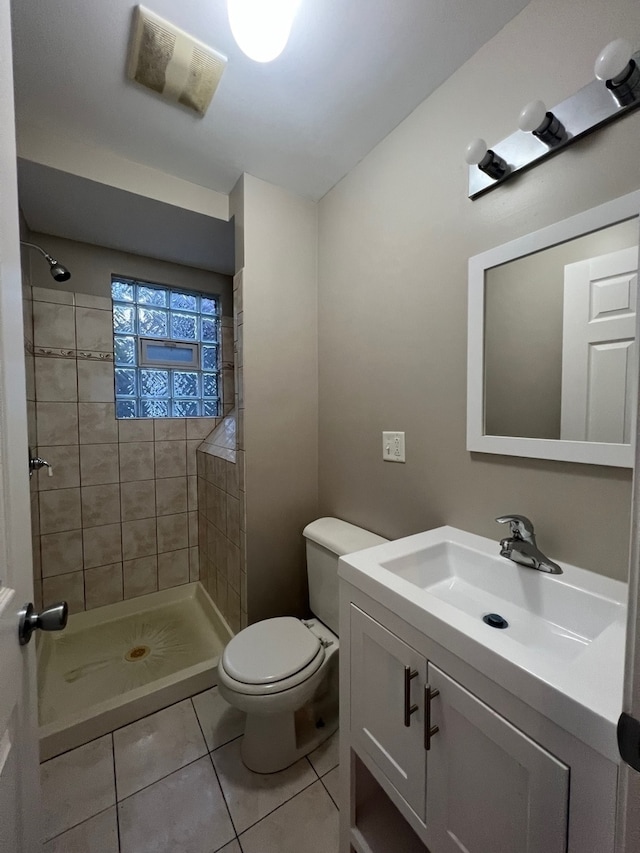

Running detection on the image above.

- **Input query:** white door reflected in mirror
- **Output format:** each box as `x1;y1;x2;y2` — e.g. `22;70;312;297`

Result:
561;248;638;444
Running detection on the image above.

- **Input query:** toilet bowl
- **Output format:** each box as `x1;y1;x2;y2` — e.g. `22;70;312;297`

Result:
218;616;339;773
217;518;387;774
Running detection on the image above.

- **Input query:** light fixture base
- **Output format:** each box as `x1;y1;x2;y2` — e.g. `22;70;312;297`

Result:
468;49;640;199
607;59;640;106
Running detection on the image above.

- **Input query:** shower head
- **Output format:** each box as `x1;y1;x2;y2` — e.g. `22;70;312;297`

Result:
20;241;71;282
46;257;71;282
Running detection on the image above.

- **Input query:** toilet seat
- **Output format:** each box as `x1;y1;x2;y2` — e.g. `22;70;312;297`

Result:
220;617;326;696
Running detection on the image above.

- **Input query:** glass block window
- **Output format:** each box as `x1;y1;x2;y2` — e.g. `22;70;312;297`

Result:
112;278;220;419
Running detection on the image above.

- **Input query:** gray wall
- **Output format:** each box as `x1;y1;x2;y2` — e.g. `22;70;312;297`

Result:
26;232;234;316
237;174;319;622
317;0;640;581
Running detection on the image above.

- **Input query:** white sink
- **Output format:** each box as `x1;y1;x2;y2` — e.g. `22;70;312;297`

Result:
380;538;622;662
339;525;627;757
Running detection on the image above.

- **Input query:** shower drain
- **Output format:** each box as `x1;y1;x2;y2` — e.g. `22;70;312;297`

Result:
125;644;151;662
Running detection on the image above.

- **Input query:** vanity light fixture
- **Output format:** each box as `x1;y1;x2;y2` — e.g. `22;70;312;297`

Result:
466;37;640;199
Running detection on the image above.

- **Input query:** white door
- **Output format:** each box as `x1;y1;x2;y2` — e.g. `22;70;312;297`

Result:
615;244;640;850
561;247;638;444
0;1;43;850
426;664;569;853
349;605;427;821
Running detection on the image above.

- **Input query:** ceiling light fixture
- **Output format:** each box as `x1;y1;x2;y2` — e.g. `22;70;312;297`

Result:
227;0;301;63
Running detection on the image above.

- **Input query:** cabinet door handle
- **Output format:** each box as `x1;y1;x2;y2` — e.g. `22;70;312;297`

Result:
403;666;419;727
424;684;440;750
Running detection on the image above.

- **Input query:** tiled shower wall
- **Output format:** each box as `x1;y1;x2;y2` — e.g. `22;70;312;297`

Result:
25;285;234;614
196;441;243;634
196;270;246;633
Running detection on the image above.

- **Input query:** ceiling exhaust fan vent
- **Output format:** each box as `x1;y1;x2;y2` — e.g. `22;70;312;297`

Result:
127;5;227;117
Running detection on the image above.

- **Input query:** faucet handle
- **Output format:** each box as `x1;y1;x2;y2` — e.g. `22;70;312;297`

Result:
495;514;535;542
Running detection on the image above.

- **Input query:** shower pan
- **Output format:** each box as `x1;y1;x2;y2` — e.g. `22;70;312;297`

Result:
38;583;231;760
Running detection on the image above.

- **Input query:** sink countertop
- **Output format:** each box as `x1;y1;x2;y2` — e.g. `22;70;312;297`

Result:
338;525;627;763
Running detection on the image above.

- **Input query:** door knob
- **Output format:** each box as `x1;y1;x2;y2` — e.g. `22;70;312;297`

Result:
18;601;68;645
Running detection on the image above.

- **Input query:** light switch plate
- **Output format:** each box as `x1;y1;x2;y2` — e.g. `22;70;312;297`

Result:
382;431;405;463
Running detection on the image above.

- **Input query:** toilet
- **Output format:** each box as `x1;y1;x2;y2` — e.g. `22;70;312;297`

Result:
217;517;388;773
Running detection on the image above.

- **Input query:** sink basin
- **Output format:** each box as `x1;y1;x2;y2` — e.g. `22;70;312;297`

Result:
340;526;626;667
379;538;623;662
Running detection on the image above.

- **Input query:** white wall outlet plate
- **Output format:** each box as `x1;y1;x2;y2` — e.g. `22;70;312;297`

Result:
383;431;405;463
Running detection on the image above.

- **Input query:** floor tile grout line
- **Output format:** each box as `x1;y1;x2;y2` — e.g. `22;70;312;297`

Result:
111;699;208;802
111;732;123;853
115;750;209;805
235;775;324;839
188;695;210;756
191;695;242;841
318;773;339;811
207;750;242;848
41;729;116;766
306;754;321;779
208;732;243;755
43;804;116;846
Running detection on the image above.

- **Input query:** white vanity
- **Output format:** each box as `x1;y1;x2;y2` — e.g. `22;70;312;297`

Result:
338;526;627;853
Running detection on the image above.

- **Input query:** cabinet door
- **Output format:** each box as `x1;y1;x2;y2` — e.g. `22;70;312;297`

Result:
426;664;569;853
350;605;427;820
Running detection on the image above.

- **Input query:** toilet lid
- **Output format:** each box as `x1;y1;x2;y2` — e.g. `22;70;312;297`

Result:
222;617;322;685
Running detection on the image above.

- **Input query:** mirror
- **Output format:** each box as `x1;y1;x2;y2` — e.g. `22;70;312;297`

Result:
468;191;640;467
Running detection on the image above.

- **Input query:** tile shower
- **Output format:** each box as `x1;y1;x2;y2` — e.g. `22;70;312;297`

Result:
23;260;248;757
25;285;232;614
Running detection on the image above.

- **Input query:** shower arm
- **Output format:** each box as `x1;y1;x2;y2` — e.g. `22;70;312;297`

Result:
20;240;58;265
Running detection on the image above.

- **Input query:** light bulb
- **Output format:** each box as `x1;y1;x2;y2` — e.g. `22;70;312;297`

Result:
595;38;633;82
465;138;488;166
227;0;301;63
518;100;548;133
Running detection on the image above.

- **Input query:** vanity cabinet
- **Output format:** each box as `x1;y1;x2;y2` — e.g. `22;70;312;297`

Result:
349;605;569;853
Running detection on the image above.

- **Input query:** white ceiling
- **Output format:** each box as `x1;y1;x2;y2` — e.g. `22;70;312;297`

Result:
11;0;531;203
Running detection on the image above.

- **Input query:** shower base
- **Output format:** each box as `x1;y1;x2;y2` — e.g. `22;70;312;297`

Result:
38;582;231;761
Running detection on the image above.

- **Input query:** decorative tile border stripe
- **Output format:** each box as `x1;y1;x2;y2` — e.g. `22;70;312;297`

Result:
32;346;114;361
33;347;76;359
77;351;114;361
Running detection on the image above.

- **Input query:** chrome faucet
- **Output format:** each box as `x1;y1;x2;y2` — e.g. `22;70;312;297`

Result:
495;515;563;575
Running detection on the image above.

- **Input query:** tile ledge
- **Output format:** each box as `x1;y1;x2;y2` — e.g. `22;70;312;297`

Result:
197;410;236;462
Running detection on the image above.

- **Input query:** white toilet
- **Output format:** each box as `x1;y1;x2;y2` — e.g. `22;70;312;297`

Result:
217;517;388;773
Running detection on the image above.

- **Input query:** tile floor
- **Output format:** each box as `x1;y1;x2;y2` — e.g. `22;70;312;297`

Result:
41;688;340;853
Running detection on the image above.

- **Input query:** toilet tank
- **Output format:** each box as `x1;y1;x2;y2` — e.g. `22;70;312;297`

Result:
303;517;388;635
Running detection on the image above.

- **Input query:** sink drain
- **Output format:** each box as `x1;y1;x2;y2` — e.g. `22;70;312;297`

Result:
483;613;509;630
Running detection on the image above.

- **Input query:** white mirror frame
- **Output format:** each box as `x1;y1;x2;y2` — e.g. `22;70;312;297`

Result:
467;190;640;468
